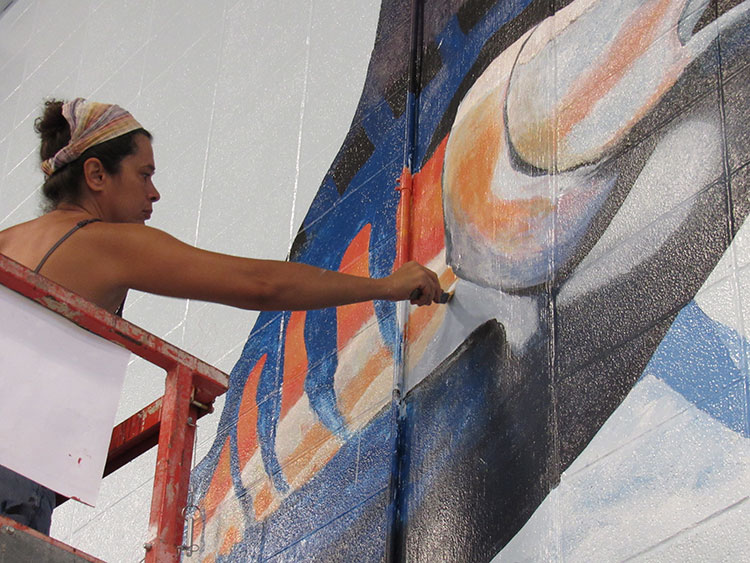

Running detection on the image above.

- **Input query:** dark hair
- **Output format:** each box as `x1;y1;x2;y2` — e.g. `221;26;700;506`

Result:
34;99;152;212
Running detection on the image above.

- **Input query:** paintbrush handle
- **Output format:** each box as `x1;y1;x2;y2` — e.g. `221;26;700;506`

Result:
409;288;452;304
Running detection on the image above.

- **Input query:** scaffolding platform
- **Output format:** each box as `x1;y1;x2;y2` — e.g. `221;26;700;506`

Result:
0;515;102;563
0;254;229;562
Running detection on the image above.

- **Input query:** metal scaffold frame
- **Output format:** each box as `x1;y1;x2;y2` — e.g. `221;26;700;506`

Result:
0;253;229;562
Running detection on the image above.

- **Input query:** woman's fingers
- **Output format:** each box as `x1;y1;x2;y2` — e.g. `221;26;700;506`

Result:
402;262;442;306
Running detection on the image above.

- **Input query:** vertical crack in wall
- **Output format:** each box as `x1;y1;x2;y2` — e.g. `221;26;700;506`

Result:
550;1;563;554
716;0;750;439
289;0;315;256
179;0;229;346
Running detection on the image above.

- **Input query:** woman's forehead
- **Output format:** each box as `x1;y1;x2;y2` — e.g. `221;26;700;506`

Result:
129;134;155;167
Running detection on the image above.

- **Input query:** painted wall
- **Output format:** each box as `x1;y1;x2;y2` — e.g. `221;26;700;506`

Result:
0;0;381;560
2;0;749;561
192;0;750;561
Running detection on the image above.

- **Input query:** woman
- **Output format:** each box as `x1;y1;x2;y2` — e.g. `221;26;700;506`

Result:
0;98;443;534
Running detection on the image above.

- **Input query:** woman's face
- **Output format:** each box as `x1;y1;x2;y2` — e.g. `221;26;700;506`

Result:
103;134;160;224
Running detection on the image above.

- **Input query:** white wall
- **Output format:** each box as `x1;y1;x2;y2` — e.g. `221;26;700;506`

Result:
0;0;381;560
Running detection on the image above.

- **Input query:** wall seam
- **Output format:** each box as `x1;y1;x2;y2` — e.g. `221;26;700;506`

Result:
714;2;750;439
385;0;424;561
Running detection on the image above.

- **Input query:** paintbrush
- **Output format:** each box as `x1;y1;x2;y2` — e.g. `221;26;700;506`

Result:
409;288;453;304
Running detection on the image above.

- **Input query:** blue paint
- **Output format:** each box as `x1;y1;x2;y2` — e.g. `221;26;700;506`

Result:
645;300;749;437
230;406;395;560
256;313;290;493
305;307;350;438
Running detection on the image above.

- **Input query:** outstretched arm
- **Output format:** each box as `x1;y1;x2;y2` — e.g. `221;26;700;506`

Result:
98;224;442;310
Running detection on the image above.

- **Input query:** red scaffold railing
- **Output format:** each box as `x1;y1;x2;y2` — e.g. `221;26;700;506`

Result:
0;253;229;563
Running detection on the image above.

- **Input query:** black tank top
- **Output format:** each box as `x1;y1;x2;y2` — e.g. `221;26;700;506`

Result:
34;218;125;317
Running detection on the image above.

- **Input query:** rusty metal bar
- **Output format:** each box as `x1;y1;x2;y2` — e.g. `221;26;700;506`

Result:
104;395;213;479
105;398;163;477
145;364;199;563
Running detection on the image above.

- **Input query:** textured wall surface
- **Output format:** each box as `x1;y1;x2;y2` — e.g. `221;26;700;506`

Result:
400;1;750;561
0;0;380;560
192;0;750;561
2;0;749;561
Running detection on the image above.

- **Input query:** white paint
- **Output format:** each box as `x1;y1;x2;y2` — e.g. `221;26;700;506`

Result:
406;276;542;392
494;375;750;562
559;116;724;305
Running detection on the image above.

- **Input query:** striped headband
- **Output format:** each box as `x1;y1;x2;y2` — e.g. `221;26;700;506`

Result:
40;98;143;177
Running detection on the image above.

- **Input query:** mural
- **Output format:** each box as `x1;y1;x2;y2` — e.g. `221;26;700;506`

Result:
191;0;750;561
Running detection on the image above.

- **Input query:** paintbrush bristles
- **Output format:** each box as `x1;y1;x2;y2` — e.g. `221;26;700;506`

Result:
409;288;453;304
438;291;453;304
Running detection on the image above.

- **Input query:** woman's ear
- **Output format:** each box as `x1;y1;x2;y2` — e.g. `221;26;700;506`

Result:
82;158;107;193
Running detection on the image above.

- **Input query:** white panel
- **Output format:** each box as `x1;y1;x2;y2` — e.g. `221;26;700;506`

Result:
0;284;130;505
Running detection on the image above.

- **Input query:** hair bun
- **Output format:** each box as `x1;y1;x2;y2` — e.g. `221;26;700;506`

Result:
34;99;71;161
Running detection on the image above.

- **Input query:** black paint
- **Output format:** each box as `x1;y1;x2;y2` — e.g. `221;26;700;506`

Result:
330;126;376;195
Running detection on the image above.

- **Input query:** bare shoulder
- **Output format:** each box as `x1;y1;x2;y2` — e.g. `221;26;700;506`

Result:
0;217;60;268
75;222;240;299
0;218;36;246
0;223;15;252
73;222;200;276
0;226;11;255
79;222;185;254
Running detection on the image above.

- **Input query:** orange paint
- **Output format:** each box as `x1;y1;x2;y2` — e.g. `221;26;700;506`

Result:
219;525;241;556
339;223;372;276
337;224;377;350
236;354;267;468
253;480;277;520
196;437;233;537
445;91;552;247
337;344;393;420
282;422;338;487
406;268;457;344
557;0;673;143
410;139;448;265
395;167;414;268
280;311;309;419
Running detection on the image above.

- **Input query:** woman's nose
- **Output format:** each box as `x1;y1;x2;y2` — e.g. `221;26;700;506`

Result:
149;184;161;202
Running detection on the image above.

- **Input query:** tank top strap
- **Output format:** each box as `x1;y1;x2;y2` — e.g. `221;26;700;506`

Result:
34;218;102;274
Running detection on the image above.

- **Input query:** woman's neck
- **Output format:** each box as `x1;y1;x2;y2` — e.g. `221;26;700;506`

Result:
53;202;102;220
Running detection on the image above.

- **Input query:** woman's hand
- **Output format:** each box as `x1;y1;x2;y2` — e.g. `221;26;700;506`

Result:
383;261;442;306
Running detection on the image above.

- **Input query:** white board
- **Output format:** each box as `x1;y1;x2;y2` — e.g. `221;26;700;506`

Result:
0;284;130;506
